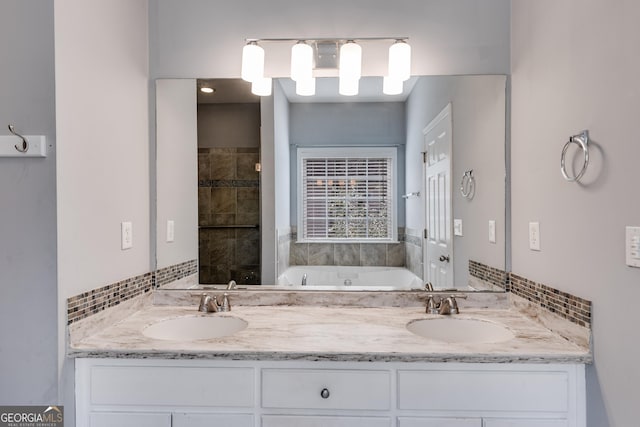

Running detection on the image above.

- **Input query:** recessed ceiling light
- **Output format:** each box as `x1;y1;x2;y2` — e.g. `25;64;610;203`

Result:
200;87;215;94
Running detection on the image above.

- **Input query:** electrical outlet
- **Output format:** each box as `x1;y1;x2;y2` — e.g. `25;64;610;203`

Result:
454;219;463;236
529;222;540;251
626;226;640;268
121;222;133;250
489;220;496;243
167;220;175;243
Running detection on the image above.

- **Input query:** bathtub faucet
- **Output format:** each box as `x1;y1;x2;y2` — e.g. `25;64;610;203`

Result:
301;273;307;286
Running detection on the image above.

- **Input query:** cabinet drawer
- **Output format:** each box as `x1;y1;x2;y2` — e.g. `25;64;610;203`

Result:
398;417;481;427
398;369;568;413
90;412;171;427
262;415;391;427
90;365;254;407
262;369;391;410
483;420;568;427
173;413;254;427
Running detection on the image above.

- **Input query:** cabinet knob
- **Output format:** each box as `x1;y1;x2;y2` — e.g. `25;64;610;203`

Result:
320;388;330;399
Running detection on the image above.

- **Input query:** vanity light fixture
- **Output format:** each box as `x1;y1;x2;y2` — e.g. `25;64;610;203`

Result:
251;76;272;96
241;41;265;83
200;86;215;94
240;37;411;97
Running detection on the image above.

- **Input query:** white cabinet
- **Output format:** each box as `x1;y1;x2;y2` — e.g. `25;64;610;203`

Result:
262;369;390;410
262;415;391;427
172;413;254;427
483;420;569;427
76;359;585;427
89;412;171;427
398;418;481;427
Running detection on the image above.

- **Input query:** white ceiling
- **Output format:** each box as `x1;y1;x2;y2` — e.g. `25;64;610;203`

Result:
197;77;419;104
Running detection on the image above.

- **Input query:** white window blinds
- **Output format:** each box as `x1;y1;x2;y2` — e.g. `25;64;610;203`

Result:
298;148;396;241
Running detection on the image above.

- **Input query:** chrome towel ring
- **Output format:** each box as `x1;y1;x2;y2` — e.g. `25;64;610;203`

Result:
561;130;589;182
460;170;475;199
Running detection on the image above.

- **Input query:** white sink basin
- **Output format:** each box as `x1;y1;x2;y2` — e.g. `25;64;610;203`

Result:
143;315;248;341
406;317;515;344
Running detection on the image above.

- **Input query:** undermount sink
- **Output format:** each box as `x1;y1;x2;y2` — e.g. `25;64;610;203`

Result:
143;315;248;341
406;317;515;344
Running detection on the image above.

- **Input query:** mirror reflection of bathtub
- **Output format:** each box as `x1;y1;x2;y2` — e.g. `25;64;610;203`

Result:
276;266;424;291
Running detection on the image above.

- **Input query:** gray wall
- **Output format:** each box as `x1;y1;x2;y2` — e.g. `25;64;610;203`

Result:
405;75;506;286
511;1;640;425
149;0;510;78
0;0;58;405
289;102;406;227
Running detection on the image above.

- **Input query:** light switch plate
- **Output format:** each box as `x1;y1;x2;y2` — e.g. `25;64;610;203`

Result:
454;219;463;236
121;222;133;250
489;220;496;243
529;222;541;251
626;226;640;268
167;220;175;243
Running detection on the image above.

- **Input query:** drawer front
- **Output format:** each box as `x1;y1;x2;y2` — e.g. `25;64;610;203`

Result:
90;365;254;407
90;412;171;427
483;419;569;427
173;413;254;427
398;417;482;427
262;369;391;410
262;415;391;427
398;370;569;413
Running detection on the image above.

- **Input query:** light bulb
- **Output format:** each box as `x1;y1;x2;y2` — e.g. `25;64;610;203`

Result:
241;42;265;83
339;77;359;96
296;78;316;96
339;41;362;81
291;41;313;82
383;76;403;95
200;87;214;94
388;40;411;82
251;77;272;96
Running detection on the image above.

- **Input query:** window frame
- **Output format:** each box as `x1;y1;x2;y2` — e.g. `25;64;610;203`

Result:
296;146;398;243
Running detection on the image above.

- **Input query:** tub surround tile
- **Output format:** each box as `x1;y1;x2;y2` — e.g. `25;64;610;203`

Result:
386;243;405;267
333;244;360;266
69;305;590;363
360;244;386;266
308;244;334;265
289;243;308;266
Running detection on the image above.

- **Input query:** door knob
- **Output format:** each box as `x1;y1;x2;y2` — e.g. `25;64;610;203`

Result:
439;255;450;262
320;388;330;399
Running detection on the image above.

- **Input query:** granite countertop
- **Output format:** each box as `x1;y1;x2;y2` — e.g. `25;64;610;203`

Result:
69;305;591;363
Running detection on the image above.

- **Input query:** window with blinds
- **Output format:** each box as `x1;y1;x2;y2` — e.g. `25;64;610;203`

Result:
297;147;397;242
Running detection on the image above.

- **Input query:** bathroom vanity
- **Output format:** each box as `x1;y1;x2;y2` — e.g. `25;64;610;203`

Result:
71;300;590;427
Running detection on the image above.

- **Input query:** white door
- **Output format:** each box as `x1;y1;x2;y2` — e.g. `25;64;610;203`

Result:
423;104;453;289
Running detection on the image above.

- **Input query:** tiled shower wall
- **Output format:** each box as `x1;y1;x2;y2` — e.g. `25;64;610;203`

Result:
198;147;260;284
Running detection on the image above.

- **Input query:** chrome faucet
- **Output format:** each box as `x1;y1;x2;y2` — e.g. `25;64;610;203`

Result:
424;282;434;292
227;280;237;290
301;273;307;286
197;293;232;313
425;294;467;315
198;294;219;313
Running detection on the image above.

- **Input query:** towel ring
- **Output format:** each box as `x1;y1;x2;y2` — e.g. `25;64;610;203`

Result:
460;170;475;199
560;130;589;182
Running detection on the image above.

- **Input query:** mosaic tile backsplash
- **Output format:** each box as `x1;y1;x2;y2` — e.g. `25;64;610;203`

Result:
510;273;592;328
67;272;153;325
469;260;509;290
154;259;198;289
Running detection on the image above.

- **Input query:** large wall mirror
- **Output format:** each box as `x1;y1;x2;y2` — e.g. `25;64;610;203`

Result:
155;75;508;292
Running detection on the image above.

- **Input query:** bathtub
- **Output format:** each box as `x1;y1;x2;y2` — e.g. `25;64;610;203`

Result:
276;266;423;290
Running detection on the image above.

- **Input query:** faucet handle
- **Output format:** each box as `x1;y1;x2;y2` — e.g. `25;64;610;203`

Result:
424;282;434;292
426;295;439;314
227;280;237;290
198;294;212;312
220;293;231;312
447;294;467;314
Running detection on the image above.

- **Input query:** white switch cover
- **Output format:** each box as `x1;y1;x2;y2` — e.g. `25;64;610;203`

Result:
166;220;175;243
454;219;463;236
626;226;640;268
121;221;133;250
489;220;497;243
529;222;541;251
